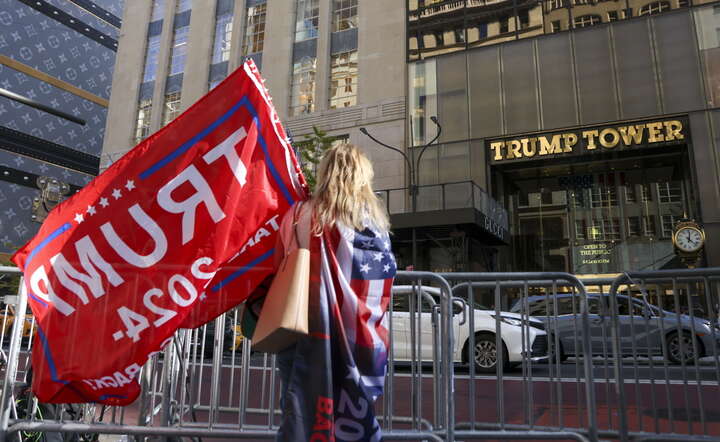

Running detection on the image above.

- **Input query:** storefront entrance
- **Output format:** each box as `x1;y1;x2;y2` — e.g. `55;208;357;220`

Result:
497;146;698;274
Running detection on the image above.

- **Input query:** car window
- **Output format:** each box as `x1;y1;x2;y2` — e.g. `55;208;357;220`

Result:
392;294;409;313
615;299;645;316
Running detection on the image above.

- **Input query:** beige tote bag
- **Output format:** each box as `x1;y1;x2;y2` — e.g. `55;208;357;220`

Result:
251;204;310;353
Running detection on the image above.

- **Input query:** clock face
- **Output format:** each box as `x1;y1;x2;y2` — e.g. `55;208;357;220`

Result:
674;227;704;253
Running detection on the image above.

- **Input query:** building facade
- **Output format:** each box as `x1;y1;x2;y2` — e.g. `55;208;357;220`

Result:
101;0;406;194
0;0;123;255
103;0;720;276
406;0;720;275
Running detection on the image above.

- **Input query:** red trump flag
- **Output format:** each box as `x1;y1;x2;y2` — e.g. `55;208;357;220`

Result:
11;60;307;405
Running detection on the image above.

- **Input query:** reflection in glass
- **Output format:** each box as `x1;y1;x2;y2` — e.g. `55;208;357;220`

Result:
502;153;692;273
134;99;152;144
332;0;358;32
408;59;438;147
162;91;182;126
290;56;317;116
295;0;320;42
212;12;233;64
695;5;720;107
408;0;693;57
242;3;267;55
141;34;161;83
329;51;358;109
168;26;189;76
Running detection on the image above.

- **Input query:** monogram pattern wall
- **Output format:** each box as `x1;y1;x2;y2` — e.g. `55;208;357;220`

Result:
0;0;123;253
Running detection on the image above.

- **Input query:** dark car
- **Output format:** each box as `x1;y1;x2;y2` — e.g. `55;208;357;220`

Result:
510;293;720;364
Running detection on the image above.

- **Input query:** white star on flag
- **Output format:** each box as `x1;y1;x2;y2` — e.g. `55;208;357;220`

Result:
74;213;84;224
384;240;390;250
383;264;390;272
125;179;135;191
361;239;374;249
99;197;109;208
373;252;383;262
86;205;96;215
360;263;370;273
112;188;122;199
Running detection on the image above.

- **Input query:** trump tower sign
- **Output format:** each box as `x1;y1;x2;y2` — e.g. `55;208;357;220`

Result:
487;118;688;164
11;61;307;404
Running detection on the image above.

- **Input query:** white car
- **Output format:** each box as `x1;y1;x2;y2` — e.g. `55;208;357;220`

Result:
390;286;549;372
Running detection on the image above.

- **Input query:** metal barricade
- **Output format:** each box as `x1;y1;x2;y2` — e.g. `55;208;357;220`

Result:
3;267;720;441
605;268;720;442
0;270;456;441
439;272;597;442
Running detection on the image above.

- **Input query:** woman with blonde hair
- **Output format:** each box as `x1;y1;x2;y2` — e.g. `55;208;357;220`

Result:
274;143;396;441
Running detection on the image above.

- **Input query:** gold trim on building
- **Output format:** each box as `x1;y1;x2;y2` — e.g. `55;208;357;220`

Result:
0;55;109;108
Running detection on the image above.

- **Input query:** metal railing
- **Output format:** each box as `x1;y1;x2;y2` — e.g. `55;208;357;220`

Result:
376;180;509;230
2;267;720;441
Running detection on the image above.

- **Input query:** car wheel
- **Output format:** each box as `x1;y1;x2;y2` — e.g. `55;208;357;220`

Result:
666;331;702;364
467;334;509;374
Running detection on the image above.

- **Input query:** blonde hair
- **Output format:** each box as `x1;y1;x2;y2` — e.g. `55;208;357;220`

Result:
311;143;390;235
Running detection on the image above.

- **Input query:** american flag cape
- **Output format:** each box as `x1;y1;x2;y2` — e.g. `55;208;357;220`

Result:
277;222;396;441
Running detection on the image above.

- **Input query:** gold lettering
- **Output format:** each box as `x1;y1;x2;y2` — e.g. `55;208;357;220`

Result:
539;135;563;155
599;128;620;148
562;133;578;153
490;141;505;161
664;120;684;141
646;122;665;142
521;138;537;157
507;140;522;159
618;124;645;145
583;130;599;150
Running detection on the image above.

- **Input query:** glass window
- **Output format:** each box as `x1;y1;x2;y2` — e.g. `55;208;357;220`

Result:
615;299;645;316
290;56;317;116
242;3;267;55
625;184;636;203
657;182;682;203
162;91;182;126
134;99;152;144
661;215;679;238
151;0;165;22
549;0;566;10
640;184;652;202
639;1;670;15
168;26;189;76
329;50;358;109
607;10;621;21
590;185;617;207
332;0;358;32
141;34;162;83
589;218;620;241
643;215;656;237
573;14;601;28
295;0;320;42
551;20;562;32
575;219;586;239
627;217;641;237
695;5;720;107
212;12;233;64
176;0;192;13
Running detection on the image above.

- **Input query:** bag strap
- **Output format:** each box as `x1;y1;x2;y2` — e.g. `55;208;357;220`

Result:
291;201;303;250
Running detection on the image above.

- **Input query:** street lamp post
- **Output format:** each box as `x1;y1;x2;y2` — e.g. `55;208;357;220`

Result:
359;116;441;212
360;117;442;269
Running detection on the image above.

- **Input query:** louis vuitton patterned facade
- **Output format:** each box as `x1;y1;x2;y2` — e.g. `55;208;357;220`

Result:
0;0;123;254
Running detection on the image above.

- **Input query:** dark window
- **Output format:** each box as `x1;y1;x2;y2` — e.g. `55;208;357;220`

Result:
519;10;530;29
500;17;509;34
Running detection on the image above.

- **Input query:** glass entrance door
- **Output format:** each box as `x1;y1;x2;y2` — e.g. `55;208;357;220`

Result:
501;150;696;274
